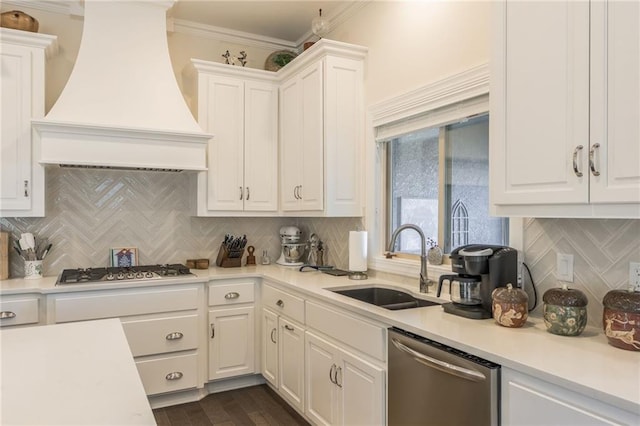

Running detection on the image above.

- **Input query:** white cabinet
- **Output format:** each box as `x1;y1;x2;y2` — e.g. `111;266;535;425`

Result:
48;284;204;396
0;294;40;327
279;41;366;216
490;0;640;218
188;61;278;215
305;331;384;426
0;28;56;217
261;283;306;412
502;368;639;425
208;281;256;380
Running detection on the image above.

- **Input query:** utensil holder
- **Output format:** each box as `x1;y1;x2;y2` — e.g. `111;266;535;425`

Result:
215;244;244;268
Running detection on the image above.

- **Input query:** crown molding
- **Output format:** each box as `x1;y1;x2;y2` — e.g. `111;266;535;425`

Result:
1;1;83;16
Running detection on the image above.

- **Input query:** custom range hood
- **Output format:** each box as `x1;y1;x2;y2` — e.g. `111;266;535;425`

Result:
32;0;211;171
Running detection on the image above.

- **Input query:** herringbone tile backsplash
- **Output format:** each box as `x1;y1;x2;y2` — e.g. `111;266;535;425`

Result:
523;218;640;326
1;168;362;277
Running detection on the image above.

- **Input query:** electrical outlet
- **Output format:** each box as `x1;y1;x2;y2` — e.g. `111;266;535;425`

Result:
630;262;640;291
556;253;574;282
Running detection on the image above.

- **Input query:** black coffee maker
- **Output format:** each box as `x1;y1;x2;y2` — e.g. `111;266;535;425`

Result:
437;244;518;319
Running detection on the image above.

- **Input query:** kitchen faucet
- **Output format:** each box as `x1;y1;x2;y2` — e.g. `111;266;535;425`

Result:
386;224;436;293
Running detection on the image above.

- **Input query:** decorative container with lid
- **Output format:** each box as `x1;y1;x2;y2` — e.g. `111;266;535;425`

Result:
491;283;529;328
602;288;640;351
542;284;588;336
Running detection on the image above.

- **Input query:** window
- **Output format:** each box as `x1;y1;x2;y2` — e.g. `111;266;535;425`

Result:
383;113;508;256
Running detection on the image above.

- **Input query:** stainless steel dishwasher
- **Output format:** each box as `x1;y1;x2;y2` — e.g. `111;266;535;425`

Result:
388;328;500;425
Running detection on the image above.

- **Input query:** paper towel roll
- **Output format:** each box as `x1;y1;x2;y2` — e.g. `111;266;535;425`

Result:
349;231;368;272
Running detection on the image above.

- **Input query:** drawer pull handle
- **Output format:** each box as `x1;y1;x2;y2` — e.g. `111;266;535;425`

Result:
210;323;215;338
276;299;284;308
165;372;183;381
270;328;277;343
589;143;601;176
0;311;17;319
165;332;184;341
284;324;294;331
225;292;240;300
329;364;337;384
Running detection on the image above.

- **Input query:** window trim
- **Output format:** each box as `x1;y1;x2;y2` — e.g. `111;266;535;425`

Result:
366;63;523;279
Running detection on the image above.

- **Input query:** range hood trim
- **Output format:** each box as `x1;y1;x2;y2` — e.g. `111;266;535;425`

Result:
34;119;211;171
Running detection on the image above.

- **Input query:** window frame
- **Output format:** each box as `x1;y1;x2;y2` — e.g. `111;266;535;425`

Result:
366;64;523;278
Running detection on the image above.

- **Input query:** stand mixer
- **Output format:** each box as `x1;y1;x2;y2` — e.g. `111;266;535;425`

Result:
276;226;306;266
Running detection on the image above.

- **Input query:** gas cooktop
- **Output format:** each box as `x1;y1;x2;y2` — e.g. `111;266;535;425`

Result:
56;264;193;285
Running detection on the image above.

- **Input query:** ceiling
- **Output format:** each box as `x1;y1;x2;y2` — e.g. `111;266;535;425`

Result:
170;1;357;43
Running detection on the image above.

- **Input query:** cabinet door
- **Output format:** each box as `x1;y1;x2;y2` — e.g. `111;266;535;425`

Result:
491;1;590;206
278;316;305;411
305;332;338;426
261;308;278;386
208;306;255;380
299;61;324;211
590;0;640;204
324;56;364;216
502;368;639;425
244;80;278;211
1;43;33;212
202;75;244;211
338;349;385;426
280;75;303;210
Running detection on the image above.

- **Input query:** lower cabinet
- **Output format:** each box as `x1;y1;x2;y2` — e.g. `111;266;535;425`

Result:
305;331;385;426
207;280;256;381
0;294;40;328
502;368;639;425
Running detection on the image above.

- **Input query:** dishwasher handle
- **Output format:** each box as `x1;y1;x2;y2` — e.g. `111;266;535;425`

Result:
391;337;486;382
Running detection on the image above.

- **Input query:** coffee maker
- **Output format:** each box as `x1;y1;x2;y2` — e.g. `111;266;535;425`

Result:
437;244;518;319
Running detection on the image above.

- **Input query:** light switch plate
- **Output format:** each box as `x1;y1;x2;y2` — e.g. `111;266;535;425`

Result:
556;253;574;282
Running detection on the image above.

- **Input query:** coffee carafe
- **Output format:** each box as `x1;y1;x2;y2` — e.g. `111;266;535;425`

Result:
437;244;518;319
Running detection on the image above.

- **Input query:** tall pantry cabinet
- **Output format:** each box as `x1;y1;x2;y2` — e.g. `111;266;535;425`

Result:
0;28;57;217
490;0;640;218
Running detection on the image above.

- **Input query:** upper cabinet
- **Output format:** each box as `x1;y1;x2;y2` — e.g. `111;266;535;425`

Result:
279;42;366;217
490;1;640;218
0;28;57;217
186;61;279;216
185;39;367;217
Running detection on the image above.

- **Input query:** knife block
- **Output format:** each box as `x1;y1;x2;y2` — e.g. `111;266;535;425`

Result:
215;244;244;268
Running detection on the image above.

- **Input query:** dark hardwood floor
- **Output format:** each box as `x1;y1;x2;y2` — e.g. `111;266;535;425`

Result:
153;385;310;426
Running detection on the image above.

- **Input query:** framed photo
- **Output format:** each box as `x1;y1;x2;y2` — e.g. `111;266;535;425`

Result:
110;247;138;267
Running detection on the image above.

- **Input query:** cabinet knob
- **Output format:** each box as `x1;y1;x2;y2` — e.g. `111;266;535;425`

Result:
165;332;184;340
284;324;294;331
165;371;183;381
276;299;284;308
589;143;601;176
572;145;584;177
0;311;17;319
225;292;240;300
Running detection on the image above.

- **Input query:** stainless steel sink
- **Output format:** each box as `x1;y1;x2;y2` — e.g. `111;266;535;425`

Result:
330;286;439;310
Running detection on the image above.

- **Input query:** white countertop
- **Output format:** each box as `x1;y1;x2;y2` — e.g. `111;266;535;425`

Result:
2;265;639;416
0;319;156;425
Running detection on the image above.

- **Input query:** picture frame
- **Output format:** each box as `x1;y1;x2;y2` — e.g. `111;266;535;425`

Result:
110;247;138;267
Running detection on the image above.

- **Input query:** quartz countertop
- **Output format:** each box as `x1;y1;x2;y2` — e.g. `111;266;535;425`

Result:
0;318;155;425
1;264;639;416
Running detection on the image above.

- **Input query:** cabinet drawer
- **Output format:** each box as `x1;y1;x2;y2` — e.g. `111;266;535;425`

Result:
135;353;198;396
121;314;198;357
306;301;386;361
262;284;304;324
208;281;255;306
53;286;199;323
0;297;39;327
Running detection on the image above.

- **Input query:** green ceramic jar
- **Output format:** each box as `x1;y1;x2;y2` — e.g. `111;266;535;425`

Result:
543;284;588;336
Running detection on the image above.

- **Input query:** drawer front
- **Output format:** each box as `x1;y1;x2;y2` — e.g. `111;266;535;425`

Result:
306;301;386;361
53;286;199;323
121;314;198;357
262;284;304;324
135;353;198;396
208;281;255;306
0;297;39;327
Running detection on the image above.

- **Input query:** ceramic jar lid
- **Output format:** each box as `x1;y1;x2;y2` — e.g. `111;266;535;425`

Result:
603;289;640;313
492;283;528;304
543;284;588;307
